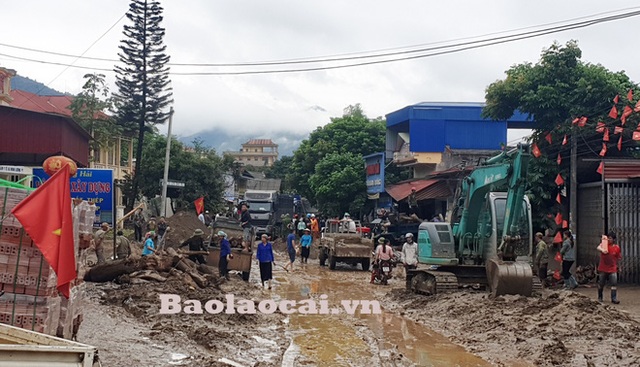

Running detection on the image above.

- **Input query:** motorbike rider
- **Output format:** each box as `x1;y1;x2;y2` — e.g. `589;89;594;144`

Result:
371;237;394;283
402;233;418;270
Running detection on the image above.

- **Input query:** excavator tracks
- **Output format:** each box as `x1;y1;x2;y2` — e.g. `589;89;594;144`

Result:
408;270;458;296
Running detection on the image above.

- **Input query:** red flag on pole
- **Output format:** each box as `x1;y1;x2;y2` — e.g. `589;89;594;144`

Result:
11;164;75;298
597;161;604;175
599;143;608;157
621;106;633;125
596;122;606;133
578;116;587;127
628;89;633;102
557;153;562;165
555;173;564;186
614;126;624;134
603;128;610;142
608;106;618;119
532;143;542;158
556;192;562;204
545;132;552;144
613;95;620;104
562;135;568;146
194;197;204;215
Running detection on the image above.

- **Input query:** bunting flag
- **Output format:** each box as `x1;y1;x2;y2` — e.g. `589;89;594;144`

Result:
596;121;606;133
555;173;565;186
572;117;579;125
532;143;542;158
603;128;610;142
613;94;620;104
545;132;552;144
621;106;633;125
578;116;587;127
562;220;568;228
597;161;604;175
628;89;633;102
556;192;562;204
553;232;563;243
608;106;618;119
555;213;563;226
557;153;562;165
599;143;608;157
634;131;640;141
614;126;624;134
618;135;623;151
562;134;568;145
635;100;640;113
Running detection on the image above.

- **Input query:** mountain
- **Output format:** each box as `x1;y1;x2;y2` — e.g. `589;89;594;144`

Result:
11;75;65;96
179;129;308;157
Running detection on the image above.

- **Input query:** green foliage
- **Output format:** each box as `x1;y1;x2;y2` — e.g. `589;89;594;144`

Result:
483;41;640;230
137;133;232;213
266;156;294;192
290;104;386;204
114;0;173;208
309;152;367;216
69;73;120;158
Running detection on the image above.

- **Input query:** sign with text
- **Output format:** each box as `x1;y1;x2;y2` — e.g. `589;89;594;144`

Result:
32;168;114;225
363;152;385;194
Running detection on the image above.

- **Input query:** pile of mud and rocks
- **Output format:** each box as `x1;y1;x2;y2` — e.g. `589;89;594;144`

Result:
386;289;640;366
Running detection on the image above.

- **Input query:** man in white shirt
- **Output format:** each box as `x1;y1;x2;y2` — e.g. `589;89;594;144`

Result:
198;211;205;224
402;233;418;270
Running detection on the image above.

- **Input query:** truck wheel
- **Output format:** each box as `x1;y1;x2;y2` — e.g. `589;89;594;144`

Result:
319;250;327;266
361;259;370;271
329;254;337;270
241;271;250;281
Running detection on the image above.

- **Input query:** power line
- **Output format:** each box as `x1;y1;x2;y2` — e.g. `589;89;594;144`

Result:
1;8;640;75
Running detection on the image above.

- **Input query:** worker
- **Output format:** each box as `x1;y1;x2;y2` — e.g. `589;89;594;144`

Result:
93;222;109;264
534;232;549;285
402;233;418;271
147;216;157;232
218;231;232;280
198;210;205;225
142;231;157;256
240;204;252;252
180;229;208;264
371;237;394;283
115;230;131;259
407;187;418;215
256;234;275;289
300;228;313;264
296;216;307;238
132;208;145;242
204;210;213;227
341;213;356;233
157;216;169;250
284;227;297;272
310;214;320;240
597;231;622;304
560;230;578;290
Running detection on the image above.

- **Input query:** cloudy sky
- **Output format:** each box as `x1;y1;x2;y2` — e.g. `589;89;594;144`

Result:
3;1;640;155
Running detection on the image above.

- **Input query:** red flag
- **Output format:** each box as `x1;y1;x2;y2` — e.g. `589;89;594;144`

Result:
614;126;624;134
553;270;562;280
609;106;618;119
556;192;562;204
634;131;640;141
618;136;623;151
555;173;564;186
621;106;633;125
532;143;541;158
555;213;563;225
545;132;552;144
553;232;563;244
628;89;633;102
562;220;568;228
572;117;579;125
603;128;610;142
11;164;75;298
596;122;606;133
597;161;604;175
562;135;568;145
578;116;587;127
194;197;204;215
599;143;608;157
557;153;562;165
635;100;640;113
613;95;620;104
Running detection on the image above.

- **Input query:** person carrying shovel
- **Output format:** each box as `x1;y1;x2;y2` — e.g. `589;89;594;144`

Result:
180;229;208;264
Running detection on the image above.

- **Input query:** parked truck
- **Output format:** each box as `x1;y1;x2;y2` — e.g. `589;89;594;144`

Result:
318;219;373;271
244;189;278;239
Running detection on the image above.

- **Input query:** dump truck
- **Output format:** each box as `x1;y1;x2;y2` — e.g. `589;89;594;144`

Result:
0;322;97;366
318;219;373;271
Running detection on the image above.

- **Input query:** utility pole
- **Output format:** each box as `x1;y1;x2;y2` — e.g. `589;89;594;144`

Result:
160;107;174;217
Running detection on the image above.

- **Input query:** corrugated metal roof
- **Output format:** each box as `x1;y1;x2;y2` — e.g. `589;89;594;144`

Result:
386;179;451;201
604;161;640;180
244;139;277;146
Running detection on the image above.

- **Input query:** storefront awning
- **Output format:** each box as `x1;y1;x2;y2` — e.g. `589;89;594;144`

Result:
385;179;452;202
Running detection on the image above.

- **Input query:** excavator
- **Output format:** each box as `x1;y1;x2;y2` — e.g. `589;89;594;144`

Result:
406;143;537;297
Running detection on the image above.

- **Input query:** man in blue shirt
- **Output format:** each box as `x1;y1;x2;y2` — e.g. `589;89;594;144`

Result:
142;231;157;256
284;228;297;272
218;231;232;280
300;228;312;264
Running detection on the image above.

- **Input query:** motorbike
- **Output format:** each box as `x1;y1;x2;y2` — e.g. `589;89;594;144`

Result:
371;257;394;285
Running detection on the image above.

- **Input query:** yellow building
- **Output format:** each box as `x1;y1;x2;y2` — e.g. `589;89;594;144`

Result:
225;139;279;167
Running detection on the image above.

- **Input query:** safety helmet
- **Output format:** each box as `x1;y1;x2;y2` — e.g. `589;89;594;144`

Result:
405;233;413;238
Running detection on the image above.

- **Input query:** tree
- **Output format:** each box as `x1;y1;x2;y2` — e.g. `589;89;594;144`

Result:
114;0;173;209
69;73;120;160
483;41;639;230
266;156;294;192
309;152;367;216
290;104;386;202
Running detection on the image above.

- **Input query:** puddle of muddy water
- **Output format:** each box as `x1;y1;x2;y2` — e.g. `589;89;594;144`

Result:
273;264;491;367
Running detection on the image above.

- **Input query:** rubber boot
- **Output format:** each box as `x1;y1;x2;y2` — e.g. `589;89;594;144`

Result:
611;288;620;304
597;288;603;302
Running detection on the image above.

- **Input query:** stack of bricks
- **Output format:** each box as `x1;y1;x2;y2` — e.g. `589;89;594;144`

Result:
0;185;89;337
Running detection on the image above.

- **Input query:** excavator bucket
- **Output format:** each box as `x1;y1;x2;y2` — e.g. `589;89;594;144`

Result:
486;259;533;297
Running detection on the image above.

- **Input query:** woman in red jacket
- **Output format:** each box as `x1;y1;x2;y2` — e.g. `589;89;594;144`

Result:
597;231;622;304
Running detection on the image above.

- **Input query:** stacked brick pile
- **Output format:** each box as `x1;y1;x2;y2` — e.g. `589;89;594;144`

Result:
0;185;90;337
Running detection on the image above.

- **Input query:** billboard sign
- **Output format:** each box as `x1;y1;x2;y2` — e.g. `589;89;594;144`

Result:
363;152;385;194
32;168;114;225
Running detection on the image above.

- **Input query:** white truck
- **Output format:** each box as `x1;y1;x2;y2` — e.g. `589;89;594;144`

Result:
0;322;97;366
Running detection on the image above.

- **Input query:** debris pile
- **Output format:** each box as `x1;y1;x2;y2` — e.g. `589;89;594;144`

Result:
163;211;209;248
